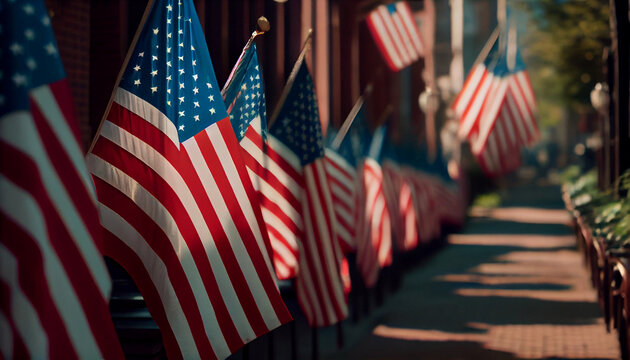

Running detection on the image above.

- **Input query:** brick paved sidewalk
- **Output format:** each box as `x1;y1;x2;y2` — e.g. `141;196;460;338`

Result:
326;184;620;359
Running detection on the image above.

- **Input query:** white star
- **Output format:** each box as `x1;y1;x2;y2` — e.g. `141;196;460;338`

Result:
167;100;172;106
24;29;35;40
194;115;200;121
179;96;185;103
192;74;198;81
178;29;183;35
167;33;172;38
167;61;172;67
44;43;57;55
210;108;216;114
245;94;250;100
151;70;158;77
23;4;34;14
206;83;212;88
167;19;172;24
188;18;192;23
178;15;182;20
167;47;171;53
167;89;171;94
179;69;185;75
179;111;185;117
151;86;158;93
153;28;159;34
208;95;214;101
178;56;184;61
9;43;23;55
133;65;141;71
13;73;27;86
139;52;145;57
192;87;199;94
134;79;141;85
26;58;37;70
166;75;172;81
152;55;158;61
250;76;254;81
192;60;197;66
194;101;200;108
179;83;185;89
191;45;195;51
241;84;247;90
167;4;173;11
179;42;184;47
179;124;185;131
42;16;50;26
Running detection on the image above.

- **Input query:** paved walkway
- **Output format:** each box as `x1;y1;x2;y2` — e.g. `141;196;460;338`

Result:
327;184;620;359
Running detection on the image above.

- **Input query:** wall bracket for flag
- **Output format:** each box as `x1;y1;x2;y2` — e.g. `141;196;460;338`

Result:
269;29;314;127
330;83;374;150
87;0;156;153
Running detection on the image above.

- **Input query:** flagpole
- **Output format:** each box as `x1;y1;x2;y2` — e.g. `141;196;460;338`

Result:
87;0;155;154
330;84;374;150
376;105;394;126
222;16;270;97
269;29;314;127
471;26;500;69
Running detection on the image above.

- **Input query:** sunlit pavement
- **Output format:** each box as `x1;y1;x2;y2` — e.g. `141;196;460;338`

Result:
327;184;620;359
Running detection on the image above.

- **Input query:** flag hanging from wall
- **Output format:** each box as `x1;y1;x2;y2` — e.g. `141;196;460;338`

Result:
86;0;291;358
0;1;124;358
453;25;538;177
366;1;425;71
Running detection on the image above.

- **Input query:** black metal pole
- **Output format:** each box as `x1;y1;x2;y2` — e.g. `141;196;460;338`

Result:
336;321;344;349
311;327;318;360
291;320;297;360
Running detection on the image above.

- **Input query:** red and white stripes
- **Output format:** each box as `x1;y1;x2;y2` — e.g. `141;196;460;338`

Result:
0;80;124;359
356;158;392;288
325;148;359;253
239;117;303;280
366;1;425;71
295;157;348;327
88;89;291;359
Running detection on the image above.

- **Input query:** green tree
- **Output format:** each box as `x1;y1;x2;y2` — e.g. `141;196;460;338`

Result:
519;0;609;128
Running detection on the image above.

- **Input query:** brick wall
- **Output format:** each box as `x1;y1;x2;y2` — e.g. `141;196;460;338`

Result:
46;0;92;151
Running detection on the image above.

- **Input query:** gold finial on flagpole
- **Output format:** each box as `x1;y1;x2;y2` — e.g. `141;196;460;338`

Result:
269;29;314;127
222;16;270;97
257;16;271;33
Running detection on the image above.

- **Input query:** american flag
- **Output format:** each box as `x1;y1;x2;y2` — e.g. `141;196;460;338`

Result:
475;104;523;176
383;160;418;252
325;129;359;254
356;125;392;287
453;40;499;141
454;28;538;177
366;1;425;71
470;45;538;158
270;61;348;327
86;1;291;358
0;1;123;358
223;43;301;280
399;178;420;251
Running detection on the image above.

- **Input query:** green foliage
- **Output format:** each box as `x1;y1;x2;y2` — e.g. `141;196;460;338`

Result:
472;192;502;208
518;0;609;126
566;168;630;250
